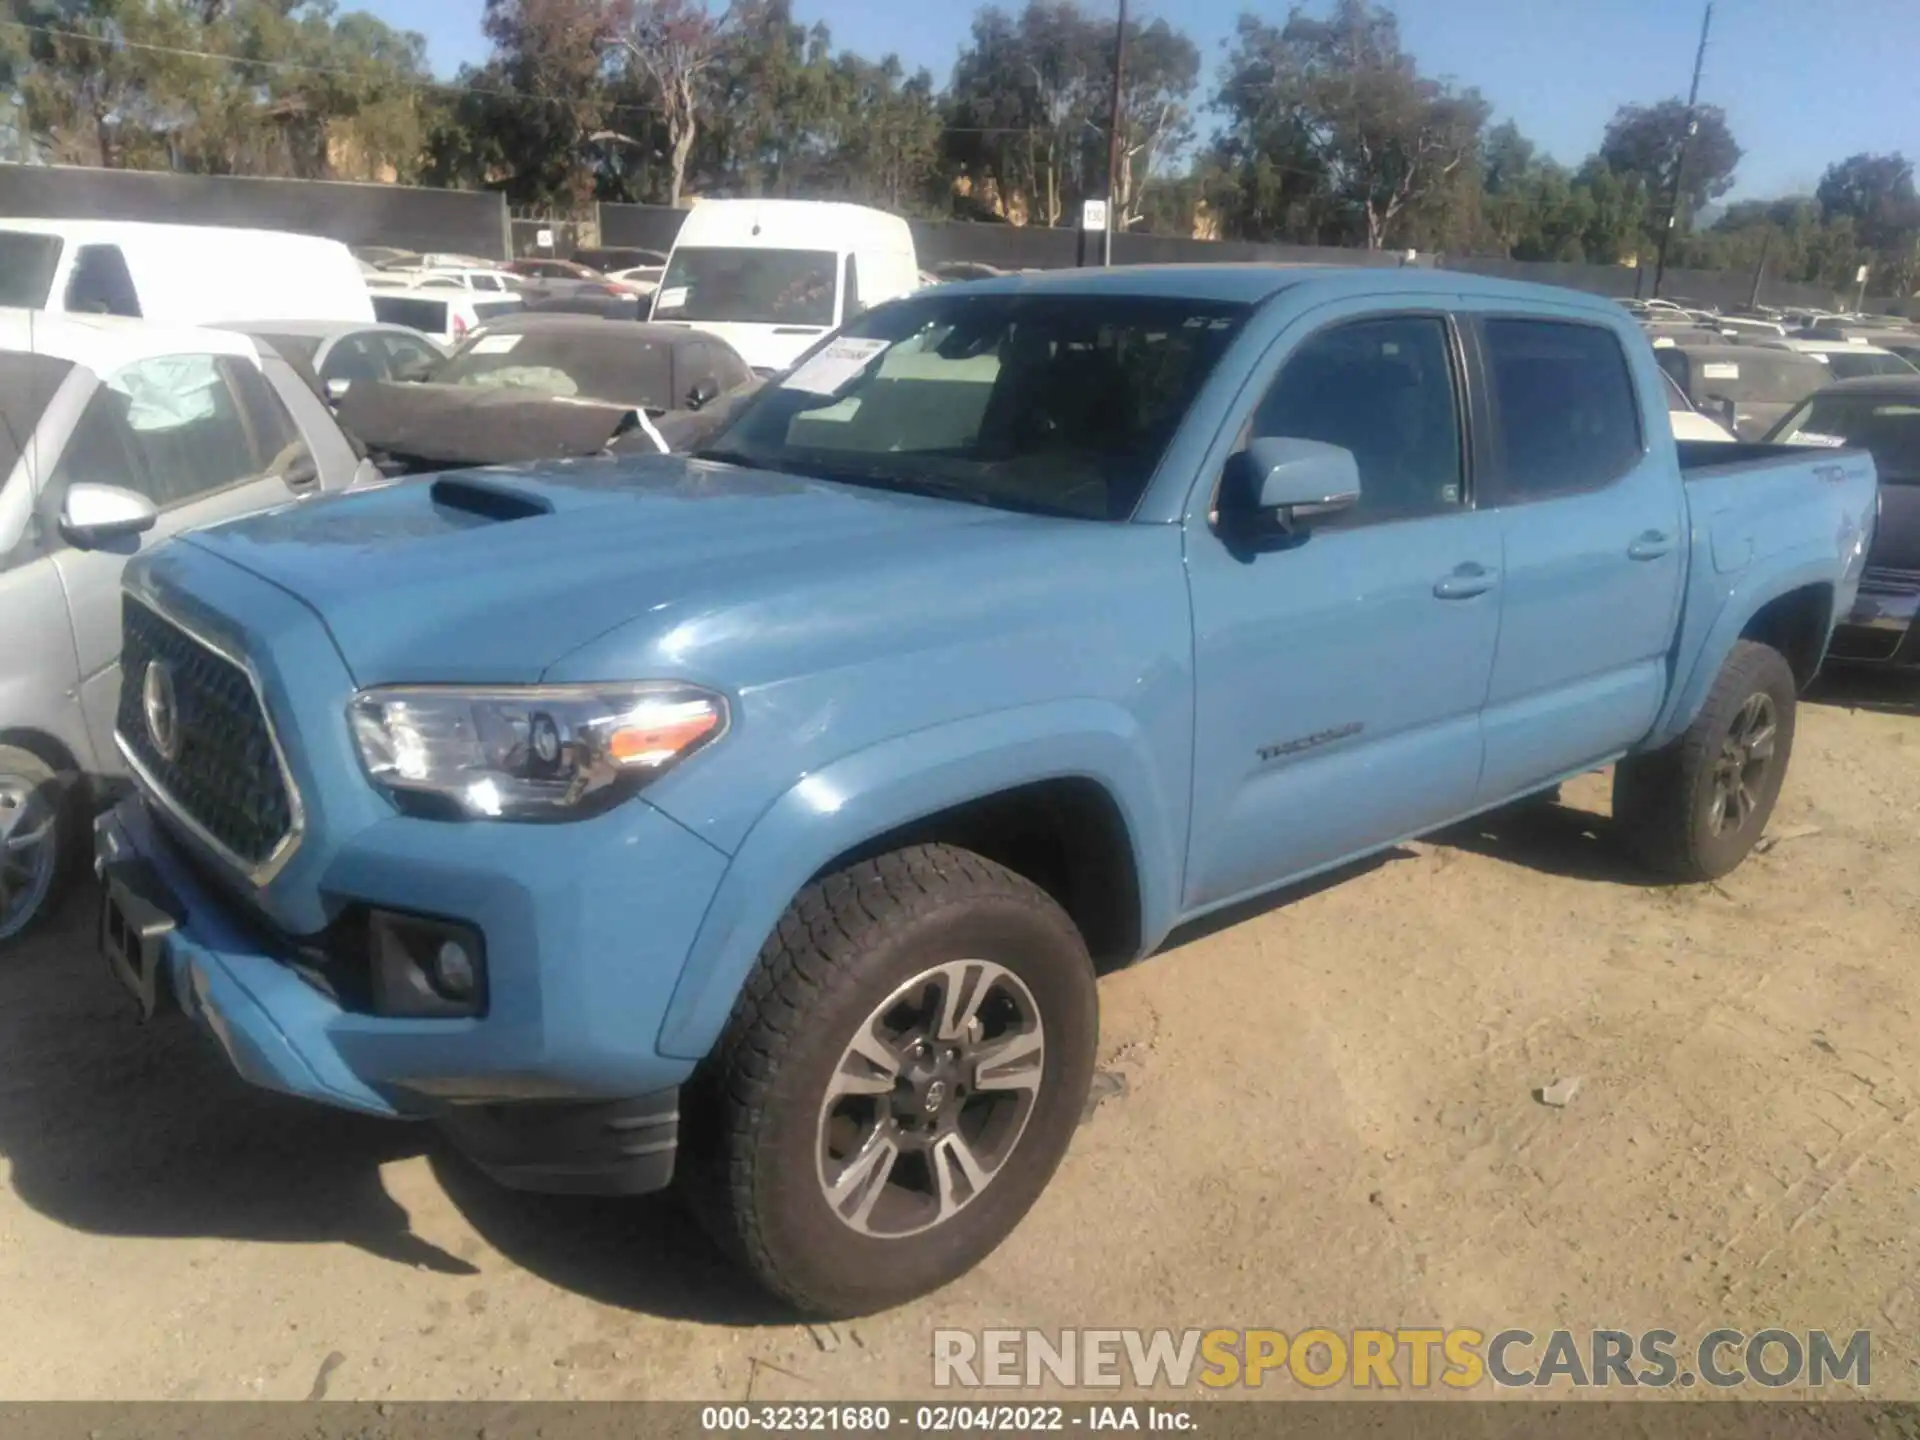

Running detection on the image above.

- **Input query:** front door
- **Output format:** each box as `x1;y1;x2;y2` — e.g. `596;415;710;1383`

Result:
45;353;307;769
1183;307;1505;911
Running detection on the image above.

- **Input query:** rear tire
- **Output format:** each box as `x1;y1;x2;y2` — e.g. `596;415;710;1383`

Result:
1614;640;1797;882
683;843;1097;1317
0;745;76;945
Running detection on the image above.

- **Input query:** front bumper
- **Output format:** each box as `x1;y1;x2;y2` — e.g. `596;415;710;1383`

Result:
96;787;728;1190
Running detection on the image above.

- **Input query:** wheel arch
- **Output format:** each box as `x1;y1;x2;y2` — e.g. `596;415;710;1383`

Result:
655;701;1181;1062
1650;561;1837;750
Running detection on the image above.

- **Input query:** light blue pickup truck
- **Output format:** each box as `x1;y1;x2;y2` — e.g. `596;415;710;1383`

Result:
94;267;1877;1316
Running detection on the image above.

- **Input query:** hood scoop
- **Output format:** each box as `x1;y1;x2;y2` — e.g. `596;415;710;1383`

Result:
429;474;555;523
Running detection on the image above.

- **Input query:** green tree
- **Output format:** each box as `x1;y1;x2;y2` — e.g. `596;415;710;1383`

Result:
1597;98;1741;244
1206;1;1489;250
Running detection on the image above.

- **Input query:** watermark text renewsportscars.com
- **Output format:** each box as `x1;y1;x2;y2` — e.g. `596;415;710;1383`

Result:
931;1328;1872;1391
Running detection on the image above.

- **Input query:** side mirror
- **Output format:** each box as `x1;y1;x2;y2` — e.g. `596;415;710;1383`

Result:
687;378;719;411
60;483;159;547
1220;437;1361;533
325;377;351;403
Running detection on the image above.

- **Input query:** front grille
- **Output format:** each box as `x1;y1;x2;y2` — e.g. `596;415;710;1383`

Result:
1860;565;1920;596
117;597;295;872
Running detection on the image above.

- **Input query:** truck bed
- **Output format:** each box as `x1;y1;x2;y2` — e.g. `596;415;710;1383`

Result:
1676;438;1863;477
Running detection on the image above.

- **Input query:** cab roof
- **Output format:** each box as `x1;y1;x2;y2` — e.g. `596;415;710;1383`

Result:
937;263;1634;317
0;307;260;370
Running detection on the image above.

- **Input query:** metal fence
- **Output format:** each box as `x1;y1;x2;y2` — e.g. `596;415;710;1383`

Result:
0;163;512;259
598;202;1867;310
0;167;1880;312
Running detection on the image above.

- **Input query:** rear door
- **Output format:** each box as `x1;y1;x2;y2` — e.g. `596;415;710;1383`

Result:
1182;302;1504;910
1465;310;1686;802
46;353;312;767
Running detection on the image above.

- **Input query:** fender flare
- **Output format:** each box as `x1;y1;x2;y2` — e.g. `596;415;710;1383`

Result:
654;699;1182;1061
1650;552;1837;748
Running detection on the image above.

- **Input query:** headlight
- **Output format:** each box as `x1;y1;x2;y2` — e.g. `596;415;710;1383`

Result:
348;682;727;820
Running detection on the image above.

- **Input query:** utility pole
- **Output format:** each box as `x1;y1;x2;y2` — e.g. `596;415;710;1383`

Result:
1102;0;1128;267
1652;0;1713;298
1747;227;1771;310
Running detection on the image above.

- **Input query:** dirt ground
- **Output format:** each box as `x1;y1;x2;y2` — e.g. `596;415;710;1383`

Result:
2;672;1917;1404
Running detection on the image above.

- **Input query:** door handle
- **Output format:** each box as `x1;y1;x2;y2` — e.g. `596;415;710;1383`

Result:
1433;562;1497;599
1628;530;1674;561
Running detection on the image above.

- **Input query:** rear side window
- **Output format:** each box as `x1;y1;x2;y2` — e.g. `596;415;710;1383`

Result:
472;299;523;323
1483;319;1642;501
65;244;142;318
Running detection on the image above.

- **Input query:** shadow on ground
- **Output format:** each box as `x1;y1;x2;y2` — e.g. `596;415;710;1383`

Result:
0;791;1675;1325
0;875;802;1324
1431;794;1669;888
0;877;472;1272
1805;667;1920;719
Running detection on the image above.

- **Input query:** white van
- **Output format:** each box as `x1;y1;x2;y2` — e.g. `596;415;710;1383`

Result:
0;219;374;326
648;200;919;373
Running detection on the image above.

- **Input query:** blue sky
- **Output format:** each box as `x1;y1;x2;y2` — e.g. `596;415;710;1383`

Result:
369;0;1920;201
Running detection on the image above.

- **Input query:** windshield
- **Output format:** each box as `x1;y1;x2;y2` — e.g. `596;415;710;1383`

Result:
1771;393;1920;481
434;330;672;409
0;231;63;309
0;352;78;484
655;247;838;327
701;291;1250;520
1822;351;1918;381
1668;350;1825;403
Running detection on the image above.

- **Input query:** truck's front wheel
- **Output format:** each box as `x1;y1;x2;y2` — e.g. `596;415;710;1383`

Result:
685;844;1097;1316
1614;639;1798;882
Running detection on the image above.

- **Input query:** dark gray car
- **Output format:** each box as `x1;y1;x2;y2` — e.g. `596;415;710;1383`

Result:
1767;375;1920;668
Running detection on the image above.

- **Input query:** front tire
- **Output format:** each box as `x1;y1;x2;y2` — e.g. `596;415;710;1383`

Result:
0;745;74;945
684;844;1097;1317
1614;640;1797;882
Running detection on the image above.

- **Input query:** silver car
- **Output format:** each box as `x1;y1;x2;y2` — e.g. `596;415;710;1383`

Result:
0;308;375;940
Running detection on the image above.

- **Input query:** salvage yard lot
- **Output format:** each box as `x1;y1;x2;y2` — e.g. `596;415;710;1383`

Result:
2;677;1917;1402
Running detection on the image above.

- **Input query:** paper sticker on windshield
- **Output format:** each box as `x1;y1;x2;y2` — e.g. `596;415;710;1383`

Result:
655;286;689;311
1785;430;1847;448
1700;362;1740;379
782;337;891;396
470;333;522;355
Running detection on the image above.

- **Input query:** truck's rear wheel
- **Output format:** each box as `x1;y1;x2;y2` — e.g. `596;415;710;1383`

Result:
1614;640;1797;882
684;843;1097;1317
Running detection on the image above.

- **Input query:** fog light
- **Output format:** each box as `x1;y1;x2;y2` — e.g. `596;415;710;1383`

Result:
434;939;476;999
368;910;487;1018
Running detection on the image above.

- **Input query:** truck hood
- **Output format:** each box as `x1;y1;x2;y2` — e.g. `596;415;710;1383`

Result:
180;454;1012;685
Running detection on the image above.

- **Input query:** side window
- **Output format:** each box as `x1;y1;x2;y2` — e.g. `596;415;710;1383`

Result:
843;255;861;315
104;355;259;506
1483;319;1643;501
681;339;718;405
224;358;310;477
1247;314;1464;526
64;245;141;318
378;334;441;379
320;335;384;385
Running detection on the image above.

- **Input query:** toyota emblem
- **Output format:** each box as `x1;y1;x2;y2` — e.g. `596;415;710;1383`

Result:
142;660;181;762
